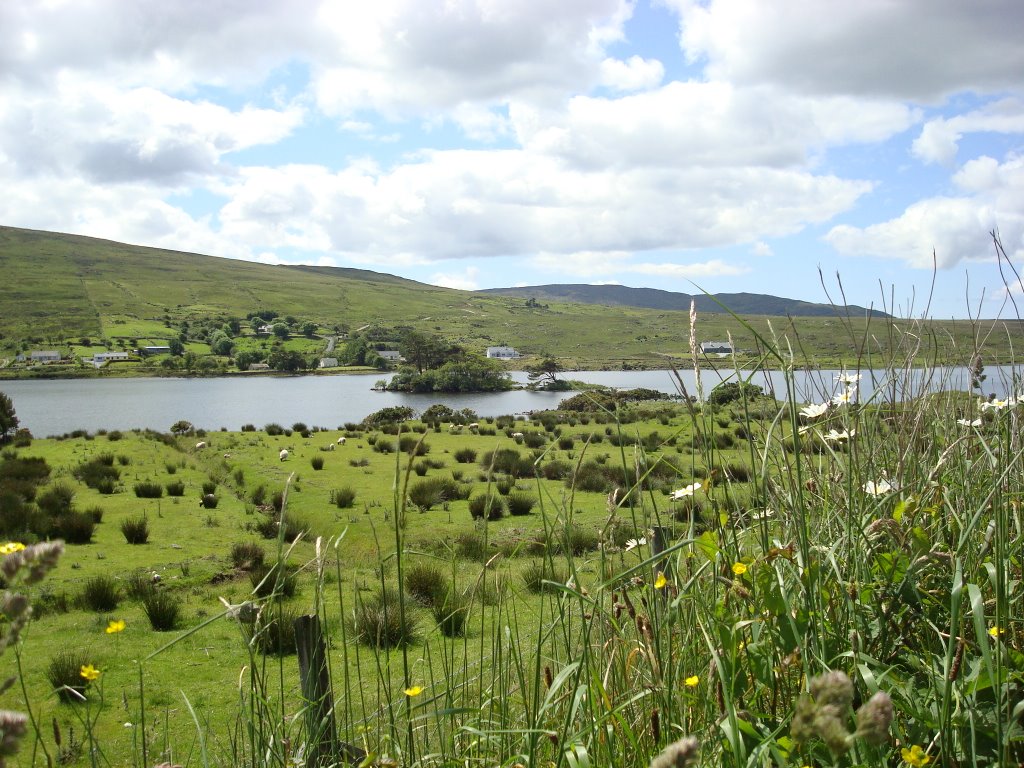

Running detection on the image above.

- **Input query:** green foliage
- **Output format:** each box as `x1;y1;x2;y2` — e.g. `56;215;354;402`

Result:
46;650;93;703
386;355;513;393
0;391;18;443
141;587;181;631
404;562;448;606
120;515;149;544
351;586;419;649
133;481;163;498
363;406;415;427
330;486;356;508
79;574;120;612
230;541;265;571
706;381;764;406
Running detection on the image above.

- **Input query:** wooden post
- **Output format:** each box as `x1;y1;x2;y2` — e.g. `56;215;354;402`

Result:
294;615;338;767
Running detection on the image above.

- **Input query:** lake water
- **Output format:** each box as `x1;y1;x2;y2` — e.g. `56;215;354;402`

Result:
1;365;1018;436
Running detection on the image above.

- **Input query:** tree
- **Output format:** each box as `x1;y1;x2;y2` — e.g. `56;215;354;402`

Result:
0;392;19;443
170;420;194;436
272;323;290;340
399;330;447;374
268;348;308;373
168;338;185;356
301;321;318;338
526;358;567;390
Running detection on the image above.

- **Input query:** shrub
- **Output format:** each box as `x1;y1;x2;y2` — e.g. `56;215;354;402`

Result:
165;463;177;475
79;574;120;612
165;480;186;497
84;506;104;524
707;381;764;406
432;590;471;637
568;462;612;493
413;461;429;476
46;650;93;703
541;459;572;481
373;440;395;454
522;561;568;594
202;481;217;495
252;606;300;655
141;588;181;631
408;477;459;512
73;457;119;490
405;562;447;606
200;494;219;509
264;423;284;435
455;531;489;561
310;456;324;470
454;447;477;464
121;515;150;544
559;524;600;555
124;570;154;601
523;433;547;449
133;482;163;499
331;487;356;508
241;423;256;432
106;430;123;441
495;478;514;496
250;485;268;506
250;563;298;599
231;541;265;571
37;483;75;517
351;586;419;649
469;494;506;521
506;492;536;517
399;435;429;455
53;511;96;544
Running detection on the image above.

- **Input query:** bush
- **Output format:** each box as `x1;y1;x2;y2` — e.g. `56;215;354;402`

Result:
37;483;75;517
53;511;96;544
413;461;429;476
230;541;265;571
399;435;430;455
166;480;186;497
250;485;267;506
405;562;448;606
454;447;477;464
707;381;764;406
351;586;419;649
141;587;181;631
79;574;120;611
47;650;93;702
202;481;217;495
540;459;572;481
133;482;163;499
373;440;395;454
523;433;547;449
250;563;298;599
264;423;284;436
165;463;177;475
331;487;356;508
310;456;324;471
432;590;471;637
522;561;568;594
408;477;459;512
469;494;506;521
121;515;150;544
73;457;119;490
506;492;536;516
252;605;300;655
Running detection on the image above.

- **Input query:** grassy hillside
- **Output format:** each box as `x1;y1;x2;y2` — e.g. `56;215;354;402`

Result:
0;225;1019;371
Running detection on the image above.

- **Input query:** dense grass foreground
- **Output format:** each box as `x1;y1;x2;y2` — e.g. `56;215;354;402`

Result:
1;357;1022;767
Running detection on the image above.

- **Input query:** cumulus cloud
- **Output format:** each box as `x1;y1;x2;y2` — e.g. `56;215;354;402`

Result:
667;0;1024;101
529;251;748;281
598;55;664;92
430;266;480;290
912;98;1024;165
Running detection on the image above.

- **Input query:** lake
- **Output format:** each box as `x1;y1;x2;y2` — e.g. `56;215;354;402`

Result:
1;365;1018;436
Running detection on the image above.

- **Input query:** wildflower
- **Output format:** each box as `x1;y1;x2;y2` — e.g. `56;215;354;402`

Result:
836;372;861;385
649;735;699;768
403;685;424;697
863;479;896;496
79;664;100;682
654;572;668;590
824;428;854;442
731;562;748;576
684;675;699;688
624;537;647;552
671;482;702;500
980;397;1008;411
988;626;1005;638
0;542;25;555
956;417;982;427
832;388;855;405
105;619;126;634
800;402;829;419
901;744;931;766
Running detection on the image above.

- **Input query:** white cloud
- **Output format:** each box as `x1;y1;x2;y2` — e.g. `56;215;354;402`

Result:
752;241;773;257
912;98;1024;165
529;251;748;281
598;55;664;92
430;266;480;291
667;0;1024;101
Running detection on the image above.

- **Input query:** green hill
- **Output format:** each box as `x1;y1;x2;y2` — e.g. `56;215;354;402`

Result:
0;225;1016;371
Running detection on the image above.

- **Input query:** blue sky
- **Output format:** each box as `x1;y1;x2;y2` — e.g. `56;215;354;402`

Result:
1;0;1022;318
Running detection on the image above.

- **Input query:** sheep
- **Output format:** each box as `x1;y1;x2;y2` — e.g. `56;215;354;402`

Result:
511;432;524;439
337;436;347;445
195;441;207;449
327;443;335;451
449;425;463;434
279;449;289;461
468;422;479;432
223;452;232;459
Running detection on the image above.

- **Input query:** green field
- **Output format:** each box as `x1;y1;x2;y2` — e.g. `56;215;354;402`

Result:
1;364;1021;766
2;225;1021;376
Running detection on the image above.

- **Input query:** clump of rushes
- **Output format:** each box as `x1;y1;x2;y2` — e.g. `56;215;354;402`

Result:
141;587;180;631
351;586;418;649
120;515;149;544
46;649;93;703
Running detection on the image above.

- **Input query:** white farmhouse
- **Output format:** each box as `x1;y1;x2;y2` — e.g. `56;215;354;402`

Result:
377;350;403;362
319;357;339;368
700;341;733;354
29;350;61;363
486;346;518;359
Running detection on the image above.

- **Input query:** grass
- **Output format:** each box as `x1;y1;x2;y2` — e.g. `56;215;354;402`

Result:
0;345;1021;767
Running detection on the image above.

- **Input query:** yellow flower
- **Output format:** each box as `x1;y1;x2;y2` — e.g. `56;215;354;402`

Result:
105;619;126;634
901;744;931;767
988;626;1005;638
404;685;424;697
731;562;748;576
684;675;699;688
654;572;668;590
0;542;25;555
79;664;100;682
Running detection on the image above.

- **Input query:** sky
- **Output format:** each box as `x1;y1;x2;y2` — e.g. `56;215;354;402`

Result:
1;0;1023;319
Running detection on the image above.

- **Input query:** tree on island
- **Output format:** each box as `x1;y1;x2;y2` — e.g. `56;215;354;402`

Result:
386;355;512;393
526;358;570;391
399;330;449;374
0;392;19;443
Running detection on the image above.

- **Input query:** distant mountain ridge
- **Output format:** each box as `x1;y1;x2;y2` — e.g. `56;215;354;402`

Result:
480;284;888;318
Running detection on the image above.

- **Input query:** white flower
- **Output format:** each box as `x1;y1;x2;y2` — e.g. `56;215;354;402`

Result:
800;402;829;419
824;428;855;442
835;372;862;385
624;537;647;552
832;388;856;405
956;417;982;427
864;479;897;496
981;398;1009;411
671;482;703;500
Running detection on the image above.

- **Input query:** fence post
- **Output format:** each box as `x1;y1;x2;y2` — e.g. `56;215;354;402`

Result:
294;614;338;767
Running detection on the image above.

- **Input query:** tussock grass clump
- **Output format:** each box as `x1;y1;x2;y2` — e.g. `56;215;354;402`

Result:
454;447;477;464
46;650;93;703
331;486;357;508
250;562;298;599
52;511;96;544
310;456;324;470
230;541;265;571
404;562;447;606
351;586;419;649
165;480;186;496
120;515;149;544
79;574;120;612
133;481;163;499
73;456;119;490
521;561;568;594
432;590;471;637
141;587;181;631
469;494;505;520
506;491;536;516
251;605;300;655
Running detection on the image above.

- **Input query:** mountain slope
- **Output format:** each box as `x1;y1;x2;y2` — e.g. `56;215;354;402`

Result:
480;284;887;318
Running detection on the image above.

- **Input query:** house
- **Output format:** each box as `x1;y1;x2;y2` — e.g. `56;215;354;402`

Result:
700;341;733;354
139;346;171;356
319;357;339;368
248;363;271;371
90;351;131;367
377;350;403;362
29;350;61;363
486;346;518;359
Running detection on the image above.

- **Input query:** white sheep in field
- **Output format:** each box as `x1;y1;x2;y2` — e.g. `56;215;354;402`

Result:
223;452;232;459
449;425;463;434
195;441;207;449
279;449;289;461
337;436;347;445
468;423;479;432
327;443;335;451
511;432;524;439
